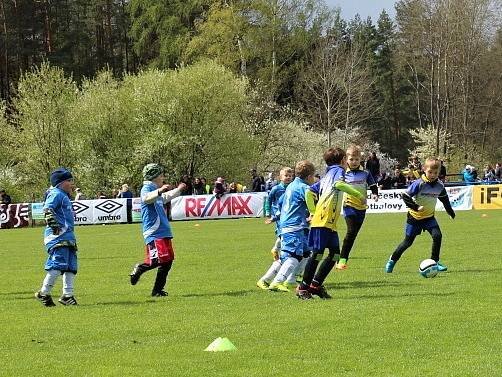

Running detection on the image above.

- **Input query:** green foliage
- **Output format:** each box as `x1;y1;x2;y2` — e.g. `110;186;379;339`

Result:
1;212;502;375
10;63;78;196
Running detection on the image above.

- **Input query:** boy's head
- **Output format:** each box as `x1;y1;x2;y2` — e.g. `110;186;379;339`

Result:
143;163;165;185
346;145;362;169
423;158;440;181
50;168;74;194
324;147;346;167
279;167;294;184
295;160;316;184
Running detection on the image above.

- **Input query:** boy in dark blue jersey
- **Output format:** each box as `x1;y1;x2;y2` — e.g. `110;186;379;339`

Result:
129;164;186;297
385;158;455;273
337;145;378;270
35;168;78;306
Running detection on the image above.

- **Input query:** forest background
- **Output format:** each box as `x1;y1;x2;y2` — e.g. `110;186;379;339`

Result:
0;0;501;200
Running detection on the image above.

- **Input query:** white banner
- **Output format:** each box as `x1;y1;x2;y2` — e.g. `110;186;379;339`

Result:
170;193;267;221
365;186;473;213
73;199;128;224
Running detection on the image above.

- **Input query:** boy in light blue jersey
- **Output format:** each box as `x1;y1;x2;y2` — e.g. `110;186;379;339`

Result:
337;145;378;270
35;168;78;306
267;161;316;292
129;164;187;297
257;167;294;290
385;158;455;273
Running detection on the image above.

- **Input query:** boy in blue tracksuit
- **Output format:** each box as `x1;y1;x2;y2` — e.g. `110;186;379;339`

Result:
35;168;78;306
129;163;187;297
385;158;455;273
256;167;293;290
267;161;316;292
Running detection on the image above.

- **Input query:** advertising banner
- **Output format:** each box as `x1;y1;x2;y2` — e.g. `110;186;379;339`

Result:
131;197;142;222
170;193;268;221
0;204;30;229
31;202;45;220
472;184;502;210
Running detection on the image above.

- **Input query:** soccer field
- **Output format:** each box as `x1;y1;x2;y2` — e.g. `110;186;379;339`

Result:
1;211;501;377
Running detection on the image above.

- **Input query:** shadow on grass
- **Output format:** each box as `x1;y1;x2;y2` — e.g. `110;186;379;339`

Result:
325;280;415;290
0;291;34;296
88;300;161;307
451;268;502;274
181;289;255;298
340;291;456;300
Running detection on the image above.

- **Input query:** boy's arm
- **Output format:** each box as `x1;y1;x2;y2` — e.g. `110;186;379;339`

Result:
43;194;61;234
438;188;456;219
305;189;317;215
265;187;275;216
401;193;420;211
334;181;365;200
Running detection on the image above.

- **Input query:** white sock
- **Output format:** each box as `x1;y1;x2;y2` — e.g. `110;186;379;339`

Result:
272;257;299;284
296;257;308;276
62;272;76;297
260;260;282;282
272;237;281;251
40;270;60;295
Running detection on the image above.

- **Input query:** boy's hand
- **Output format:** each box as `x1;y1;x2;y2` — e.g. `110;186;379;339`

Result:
371;194;379;202
159;184;171;194
177;183;188;192
45;210;61;235
265;217;273;224
306;215;312;223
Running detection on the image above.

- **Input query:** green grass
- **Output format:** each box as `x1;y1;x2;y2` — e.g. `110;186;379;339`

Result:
0;211;501;377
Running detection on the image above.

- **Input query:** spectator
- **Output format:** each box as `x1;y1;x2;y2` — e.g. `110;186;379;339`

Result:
264;172;277;192
462;165;478;183
391;167;407;189
495;162;502;180
201;177;211;194
439;160;447;182
378;172;392;190
213;177;226;199
251;169;262;192
97;191;107;199
483;165;496;181
111;188;119;198
193;178;205;195
409;155;422;172
365;152;380;180
117;184;134;223
0;189;12;204
228;182;243;193
74;188;85;200
117;184;133;199
180;175;193;196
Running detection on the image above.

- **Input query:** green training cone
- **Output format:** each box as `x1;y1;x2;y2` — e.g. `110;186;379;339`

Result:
204;337;237;352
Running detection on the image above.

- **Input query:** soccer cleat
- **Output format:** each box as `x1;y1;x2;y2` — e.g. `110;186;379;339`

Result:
268;282;289;292
35;291;56;307
129;264;142;285
295;274;303;283
58;295;78;305
295;286;312;300
256;279;269;290
271;249;279;260
436;263;448;272
151;290;168;297
309;284;332;299
385;259;395;273
336;262;348;270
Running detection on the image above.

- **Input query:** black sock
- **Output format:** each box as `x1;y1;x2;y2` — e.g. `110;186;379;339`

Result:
340;216;363;260
391;235;416;262
312;259;336;286
153;261;173;293
300;254;320;289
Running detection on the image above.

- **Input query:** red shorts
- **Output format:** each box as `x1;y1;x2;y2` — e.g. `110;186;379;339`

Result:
144;238;175;265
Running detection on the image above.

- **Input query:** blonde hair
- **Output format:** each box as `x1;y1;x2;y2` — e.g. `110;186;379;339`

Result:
424;158;440;170
279;167;293;179
295;160;315;179
346;145;362;156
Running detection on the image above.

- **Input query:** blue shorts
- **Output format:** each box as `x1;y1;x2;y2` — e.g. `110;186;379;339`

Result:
45;246;78;273
343;206;366;223
308;227;339;251
405;217;439;237
280;229;311;261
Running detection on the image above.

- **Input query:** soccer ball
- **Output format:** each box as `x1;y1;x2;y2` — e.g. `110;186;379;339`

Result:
419;259;439;278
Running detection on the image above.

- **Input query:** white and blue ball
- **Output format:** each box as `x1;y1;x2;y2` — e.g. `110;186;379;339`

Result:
419;259;439;278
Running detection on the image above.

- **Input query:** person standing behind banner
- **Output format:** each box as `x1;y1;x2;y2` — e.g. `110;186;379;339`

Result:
129;164;187;297
117;184;133;223
193;178;205;195
0;189;12;204
74;188;85;201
